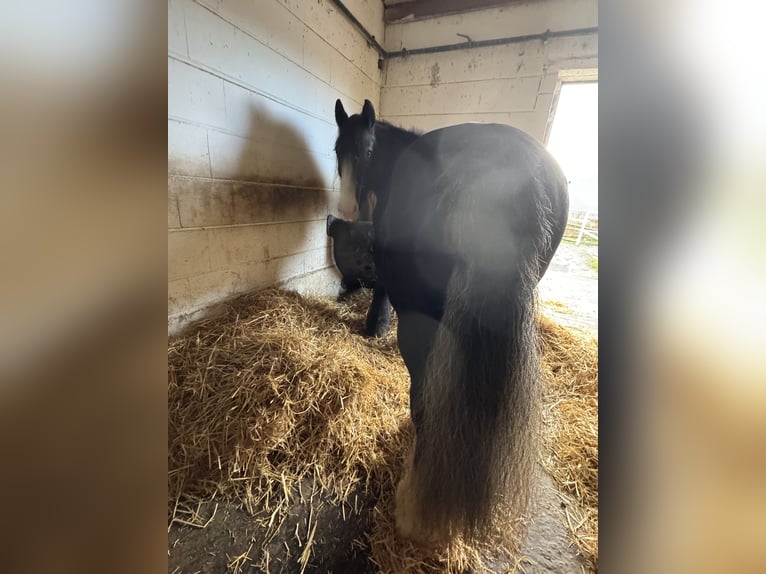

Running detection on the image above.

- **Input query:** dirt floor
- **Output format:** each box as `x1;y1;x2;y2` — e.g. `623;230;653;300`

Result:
169;470;584;574
169;480;375;574
168;241;598;574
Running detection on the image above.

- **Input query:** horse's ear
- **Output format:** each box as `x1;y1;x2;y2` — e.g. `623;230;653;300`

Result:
335;99;348;127
361;99;376;128
326;214;336;236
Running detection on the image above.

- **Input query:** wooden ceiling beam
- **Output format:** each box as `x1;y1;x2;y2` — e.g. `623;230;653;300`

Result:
385;0;518;23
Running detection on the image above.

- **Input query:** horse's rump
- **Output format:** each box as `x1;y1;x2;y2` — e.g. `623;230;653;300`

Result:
377;123;567;308
379;123;569;544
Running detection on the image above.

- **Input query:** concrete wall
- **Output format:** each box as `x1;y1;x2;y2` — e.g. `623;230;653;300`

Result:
168;0;383;333
380;0;598;142
167;0;598;332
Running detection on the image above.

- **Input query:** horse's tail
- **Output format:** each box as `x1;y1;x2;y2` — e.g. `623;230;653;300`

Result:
405;178;554;544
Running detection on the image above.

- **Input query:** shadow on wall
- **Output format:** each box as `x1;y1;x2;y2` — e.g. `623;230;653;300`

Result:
168;101;345;338
227;102;339;297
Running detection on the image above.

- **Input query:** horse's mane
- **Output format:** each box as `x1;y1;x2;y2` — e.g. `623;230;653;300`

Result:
374;120;421;146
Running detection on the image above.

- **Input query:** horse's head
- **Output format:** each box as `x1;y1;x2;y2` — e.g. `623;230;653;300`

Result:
334;98;376;221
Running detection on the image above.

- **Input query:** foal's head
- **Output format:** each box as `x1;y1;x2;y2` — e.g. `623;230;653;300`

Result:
334;99;376;221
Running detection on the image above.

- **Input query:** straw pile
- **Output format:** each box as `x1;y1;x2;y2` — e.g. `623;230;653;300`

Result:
168;287;598;573
539;315;599;571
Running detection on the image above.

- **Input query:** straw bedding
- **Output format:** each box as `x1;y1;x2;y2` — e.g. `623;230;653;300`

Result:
168;288;598;572
539;315;599;572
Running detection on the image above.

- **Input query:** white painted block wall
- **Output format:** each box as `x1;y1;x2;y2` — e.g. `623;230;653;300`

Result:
168;0;382;334
380;0;598;142
167;0;598;333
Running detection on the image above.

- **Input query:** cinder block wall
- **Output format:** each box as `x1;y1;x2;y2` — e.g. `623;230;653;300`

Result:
168;0;383;333
380;0;598;142
167;0;598;333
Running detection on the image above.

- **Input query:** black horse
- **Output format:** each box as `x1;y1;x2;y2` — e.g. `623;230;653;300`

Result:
334;99;569;546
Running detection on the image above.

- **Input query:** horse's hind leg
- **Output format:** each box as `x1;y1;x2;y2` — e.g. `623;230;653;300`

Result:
394;311;443;544
396;311;437;429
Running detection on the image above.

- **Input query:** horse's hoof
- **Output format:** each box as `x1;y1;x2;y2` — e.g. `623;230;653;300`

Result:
394;478;418;541
394;477;442;547
364;328;387;338
364;322;390;338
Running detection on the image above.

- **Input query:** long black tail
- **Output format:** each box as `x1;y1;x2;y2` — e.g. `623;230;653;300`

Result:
409;179;555;542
